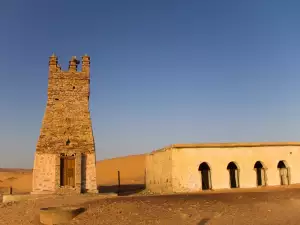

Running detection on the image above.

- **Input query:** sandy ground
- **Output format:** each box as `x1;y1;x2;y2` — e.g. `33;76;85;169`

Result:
1;187;300;224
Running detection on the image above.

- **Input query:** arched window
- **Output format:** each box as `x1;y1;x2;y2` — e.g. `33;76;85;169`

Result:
254;161;267;186
277;160;290;185
198;162;212;190
227;162;239;188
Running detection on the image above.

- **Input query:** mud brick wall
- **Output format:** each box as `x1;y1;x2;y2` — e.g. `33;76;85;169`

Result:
146;143;300;194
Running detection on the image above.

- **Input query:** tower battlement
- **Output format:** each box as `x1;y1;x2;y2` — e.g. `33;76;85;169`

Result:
49;54;90;74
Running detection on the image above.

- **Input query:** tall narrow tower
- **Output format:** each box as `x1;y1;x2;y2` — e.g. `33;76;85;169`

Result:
32;54;98;194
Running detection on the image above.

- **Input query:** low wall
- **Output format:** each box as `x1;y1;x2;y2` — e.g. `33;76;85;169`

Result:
2;194;37;203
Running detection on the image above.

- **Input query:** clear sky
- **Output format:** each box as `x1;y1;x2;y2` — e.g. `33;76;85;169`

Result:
0;0;300;168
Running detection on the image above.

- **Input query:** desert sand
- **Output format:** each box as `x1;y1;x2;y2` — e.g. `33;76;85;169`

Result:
1;185;300;224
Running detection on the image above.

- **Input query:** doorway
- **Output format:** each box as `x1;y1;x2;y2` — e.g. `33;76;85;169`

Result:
254;161;266;186
227;162;239;188
277;160;289;185
198;162;212;190
60;156;75;187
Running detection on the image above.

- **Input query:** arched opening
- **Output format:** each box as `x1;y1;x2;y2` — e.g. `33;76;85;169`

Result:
227;162;239;188
198;162;212;190
277;160;290;185
254;161;267;186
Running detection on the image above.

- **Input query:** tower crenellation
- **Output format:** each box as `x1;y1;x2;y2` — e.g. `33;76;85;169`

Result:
81;54;90;74
49;54;90;73
49;53;58;72
68;56;80;72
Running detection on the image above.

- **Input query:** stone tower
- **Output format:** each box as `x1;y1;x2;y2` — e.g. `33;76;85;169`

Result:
32;54;98;194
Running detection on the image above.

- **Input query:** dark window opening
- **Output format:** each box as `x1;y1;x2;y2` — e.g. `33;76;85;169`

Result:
66;139;70;145
60;157;65;186
73;86;75;89
227;162;239;188
198;162;212;190
254;161;266;186
55;98;59;101
277;160;287;169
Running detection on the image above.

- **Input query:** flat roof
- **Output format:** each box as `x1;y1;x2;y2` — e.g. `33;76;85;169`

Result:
152;142;300;153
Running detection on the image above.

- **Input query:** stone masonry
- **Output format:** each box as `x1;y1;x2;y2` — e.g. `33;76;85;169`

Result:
32;54;98;194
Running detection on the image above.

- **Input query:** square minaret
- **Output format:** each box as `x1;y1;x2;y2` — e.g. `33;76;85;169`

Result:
32;54;98;194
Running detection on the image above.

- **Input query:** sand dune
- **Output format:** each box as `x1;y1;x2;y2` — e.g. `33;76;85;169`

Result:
96;154;145;185
0;171;32;193
0;154;146;194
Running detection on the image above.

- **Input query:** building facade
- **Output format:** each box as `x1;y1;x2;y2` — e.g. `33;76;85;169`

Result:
31;54;98;194
146;142;300;193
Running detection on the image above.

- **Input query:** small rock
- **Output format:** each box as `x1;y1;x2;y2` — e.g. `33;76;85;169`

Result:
180;213;192;219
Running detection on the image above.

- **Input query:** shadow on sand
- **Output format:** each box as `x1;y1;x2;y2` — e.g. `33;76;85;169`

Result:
97;184;145;196
197;218;210;225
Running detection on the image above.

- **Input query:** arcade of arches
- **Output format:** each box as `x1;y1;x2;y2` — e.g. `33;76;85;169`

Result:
198;160;289;190
146;143;300;194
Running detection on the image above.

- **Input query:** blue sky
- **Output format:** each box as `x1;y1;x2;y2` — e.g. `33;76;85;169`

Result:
0;0;300;168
